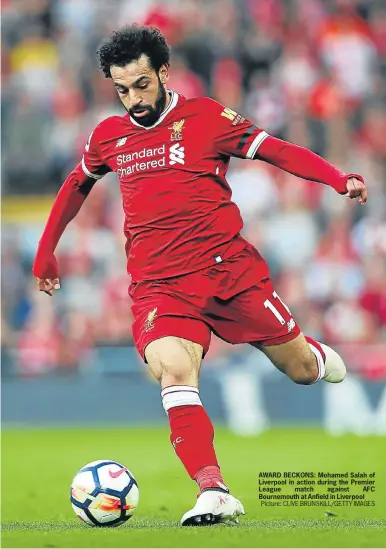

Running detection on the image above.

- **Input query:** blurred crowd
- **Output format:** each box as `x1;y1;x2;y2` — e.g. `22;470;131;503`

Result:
2;0;386;377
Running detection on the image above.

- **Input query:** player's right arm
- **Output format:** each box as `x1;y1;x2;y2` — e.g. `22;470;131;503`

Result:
32;125;111;296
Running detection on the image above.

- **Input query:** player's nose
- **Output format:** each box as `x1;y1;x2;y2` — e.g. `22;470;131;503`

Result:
129;90;142;108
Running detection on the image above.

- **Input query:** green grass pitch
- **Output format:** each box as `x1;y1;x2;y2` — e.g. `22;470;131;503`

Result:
2;426;385;547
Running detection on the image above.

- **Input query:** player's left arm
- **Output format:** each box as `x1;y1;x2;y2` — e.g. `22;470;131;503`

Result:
207;98;367;205
255;136;367;205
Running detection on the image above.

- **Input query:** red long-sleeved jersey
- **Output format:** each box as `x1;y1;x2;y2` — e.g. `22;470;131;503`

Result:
33;92;362;282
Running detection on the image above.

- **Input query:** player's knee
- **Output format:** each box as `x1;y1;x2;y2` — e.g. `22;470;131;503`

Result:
144;336;200;387
161;361;197;387
147;355;194;385
286;356;318;385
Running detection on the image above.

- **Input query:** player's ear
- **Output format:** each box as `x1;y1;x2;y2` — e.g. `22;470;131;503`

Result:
159;64;169;85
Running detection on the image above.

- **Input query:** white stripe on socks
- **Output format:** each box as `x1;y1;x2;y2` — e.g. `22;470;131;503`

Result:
308;342;326;383
161;385;202;413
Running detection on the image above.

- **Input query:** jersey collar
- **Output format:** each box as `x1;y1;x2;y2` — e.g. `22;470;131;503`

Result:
129;90;179;130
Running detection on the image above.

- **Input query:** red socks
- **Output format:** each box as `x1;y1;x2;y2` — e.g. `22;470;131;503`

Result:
195;465;229;493
304;336;326;383
162;386;228;493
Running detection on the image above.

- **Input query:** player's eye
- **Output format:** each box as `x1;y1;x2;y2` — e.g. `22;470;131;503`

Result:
137;83;148;90
116;87;128;94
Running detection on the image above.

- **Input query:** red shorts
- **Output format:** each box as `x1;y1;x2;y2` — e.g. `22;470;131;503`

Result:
129;243;300;360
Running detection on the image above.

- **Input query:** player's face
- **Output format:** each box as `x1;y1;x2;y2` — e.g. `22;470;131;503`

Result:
111;55;169;127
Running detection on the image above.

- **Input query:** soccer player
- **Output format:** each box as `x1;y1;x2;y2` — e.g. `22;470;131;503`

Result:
33;26;367;526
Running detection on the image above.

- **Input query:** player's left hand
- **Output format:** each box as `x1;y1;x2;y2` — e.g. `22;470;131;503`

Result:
345;177;367;205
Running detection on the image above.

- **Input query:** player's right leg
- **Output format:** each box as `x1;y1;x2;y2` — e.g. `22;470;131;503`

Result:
129;280;245;525
144;336;245;526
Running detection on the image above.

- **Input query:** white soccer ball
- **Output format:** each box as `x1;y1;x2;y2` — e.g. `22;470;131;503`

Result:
70;460;139;527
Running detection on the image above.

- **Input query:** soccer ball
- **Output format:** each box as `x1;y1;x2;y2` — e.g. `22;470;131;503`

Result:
70;460;139;527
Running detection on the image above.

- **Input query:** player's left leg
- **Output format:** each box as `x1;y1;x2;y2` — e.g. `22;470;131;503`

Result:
258;333;346;385
206;271;345;386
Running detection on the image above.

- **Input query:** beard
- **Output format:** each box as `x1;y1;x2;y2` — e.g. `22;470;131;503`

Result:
129;79;167;127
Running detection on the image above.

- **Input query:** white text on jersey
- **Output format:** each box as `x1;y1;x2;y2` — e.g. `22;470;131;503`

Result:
116;143;185;178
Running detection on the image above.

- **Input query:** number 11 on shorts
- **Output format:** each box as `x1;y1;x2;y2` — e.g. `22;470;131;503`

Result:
264;291;292;325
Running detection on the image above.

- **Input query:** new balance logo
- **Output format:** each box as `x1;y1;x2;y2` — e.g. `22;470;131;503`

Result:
169;143;185;165
287;318;296;332
116;137;128;148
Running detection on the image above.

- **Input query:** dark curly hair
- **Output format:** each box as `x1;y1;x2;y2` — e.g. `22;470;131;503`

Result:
97;25;171;78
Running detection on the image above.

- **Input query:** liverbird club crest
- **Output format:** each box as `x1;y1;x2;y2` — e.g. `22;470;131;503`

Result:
145;307;158;332
169;119;185;142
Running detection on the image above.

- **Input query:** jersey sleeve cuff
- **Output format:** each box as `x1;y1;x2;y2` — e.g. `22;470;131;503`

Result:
332;173;364;194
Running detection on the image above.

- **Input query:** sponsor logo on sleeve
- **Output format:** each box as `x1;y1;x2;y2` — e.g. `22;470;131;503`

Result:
221;107;245;125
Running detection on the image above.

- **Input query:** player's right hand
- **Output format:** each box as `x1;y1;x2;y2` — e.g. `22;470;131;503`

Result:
32;252;60;296
35;277;61;297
